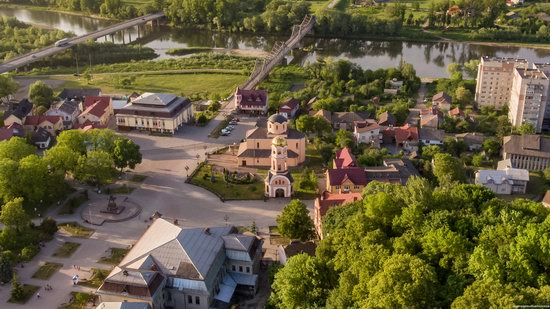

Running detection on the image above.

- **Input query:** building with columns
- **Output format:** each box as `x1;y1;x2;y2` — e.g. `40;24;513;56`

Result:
264;136;294;198
502;134;550;171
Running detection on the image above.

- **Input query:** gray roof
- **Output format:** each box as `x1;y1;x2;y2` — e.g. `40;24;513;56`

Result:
476;168;529;185
3;99;33;120
31;127;52;144
120;93;191;114
503;135;550;158
245;126;305;140
57;100;78;115
268;113;288;124
237;148;298;158
420;127;445;141
222;234;255;251
58;88;100;100
132;93;177;106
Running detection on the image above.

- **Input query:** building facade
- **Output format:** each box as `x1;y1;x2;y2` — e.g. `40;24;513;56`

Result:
475;167;529;195
234;88;268;115
502;134;550;171
353;120;380;145
264;136;294;198
116;93;193;134
508;68;549;133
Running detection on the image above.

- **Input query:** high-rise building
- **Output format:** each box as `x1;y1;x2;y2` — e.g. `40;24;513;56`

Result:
508;68;549;133
475;56;528;109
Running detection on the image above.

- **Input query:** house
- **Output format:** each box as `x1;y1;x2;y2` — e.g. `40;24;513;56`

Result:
116;93;193;134
314;191;361;238
3;99;33;126
58;88;101;102
95;302;151;309
234;88;268;115
78;96;112;126
96;218;263;309
46;100;80;129
475;167;529;195
353;120;380;146
277;241;317;265
420;107;443;128
455;132;486;151
23;115;63;135
310;109;369;131
333;147;357;169
237;114;306;167
542;190;550;208
378;111;396;127
502;134;550;171
432;92;452;111
278;98;299;119
382;124;419;152
326;167;367;194
364;158;419;185
0;123;25;142
419;127;445;145
448;107;465;119
31;127;53;149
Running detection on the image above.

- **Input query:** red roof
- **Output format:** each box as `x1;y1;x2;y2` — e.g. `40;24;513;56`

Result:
0;123;24;141
81;96;111;118
420;106;443;117
236;88;268;107
448;107;464;117
355;120;380;133
83;96;111;109
315;191;362;217
333;147;357;168
279;98;299;111
394;124;419;144
24;115;63;126
327;167;367;186
74;120;107;131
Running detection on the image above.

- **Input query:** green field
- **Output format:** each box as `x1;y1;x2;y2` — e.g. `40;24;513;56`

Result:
48;72;247;97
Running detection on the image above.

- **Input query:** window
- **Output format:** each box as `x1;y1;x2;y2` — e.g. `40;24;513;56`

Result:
195;296;200;305
246;266;250;273
239;266;243;272
188;295;192;304
257;142;260;148
232;265;236;271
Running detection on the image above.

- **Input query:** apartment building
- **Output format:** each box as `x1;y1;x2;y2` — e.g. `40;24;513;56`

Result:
508;68;549;133
475;56;528;109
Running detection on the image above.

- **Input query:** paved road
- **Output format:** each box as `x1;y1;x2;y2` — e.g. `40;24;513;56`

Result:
0;12;164;74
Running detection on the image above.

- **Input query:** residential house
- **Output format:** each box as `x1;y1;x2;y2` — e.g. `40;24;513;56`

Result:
237;114;306;167
333;147;357;169
116;93;193;134
448;107;465;119
23;115;63;135
314;191;361;238
432;92;452;111
364;158;419;185
234;88;268;115
31;127;53;149
278;98;299;119
46;100;80;129
419;127;445;146
58;88;101;102
0;123;25;142
310;109;369;131
377;111;396;128
420;107;443;128
277;241;316;265
78;96;113;126
97;218;263;309
455;132;486;151
382;124;419;152
326;167;367;194
502;134;550;171
475;167;529;195
353;120;380;146
3;99;33;126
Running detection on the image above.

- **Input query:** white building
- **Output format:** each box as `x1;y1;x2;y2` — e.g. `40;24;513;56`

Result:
353;120;380;145
264;136;294;198
475;167;529;195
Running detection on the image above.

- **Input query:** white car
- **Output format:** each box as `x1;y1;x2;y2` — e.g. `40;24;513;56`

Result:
220;129;231;136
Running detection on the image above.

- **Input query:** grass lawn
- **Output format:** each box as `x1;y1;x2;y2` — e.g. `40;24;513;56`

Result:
52;242;81;258
8;284;40;304
189;164;265;200
58;194;89;215
77;269;110;289
129;174;147;182
32;262;63;280
98;248;130;265
58;222;95;238
58;292;94;309
51;72;247;97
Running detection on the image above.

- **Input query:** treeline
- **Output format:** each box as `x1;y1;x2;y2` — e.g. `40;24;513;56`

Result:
0;16;69;60
315;9;404;37
269;178;550;308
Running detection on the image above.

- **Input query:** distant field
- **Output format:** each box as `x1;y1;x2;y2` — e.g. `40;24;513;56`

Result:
49;72;247;96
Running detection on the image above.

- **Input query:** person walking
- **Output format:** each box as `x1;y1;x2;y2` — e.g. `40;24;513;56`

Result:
37;292;40;299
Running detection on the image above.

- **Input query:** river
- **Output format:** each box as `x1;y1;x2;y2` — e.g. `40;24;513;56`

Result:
2;7;550;78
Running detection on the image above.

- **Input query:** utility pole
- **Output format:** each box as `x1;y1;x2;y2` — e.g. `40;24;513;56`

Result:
75;50;79;76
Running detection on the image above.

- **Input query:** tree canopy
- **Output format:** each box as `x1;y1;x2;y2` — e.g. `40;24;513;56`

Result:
276;199;314;241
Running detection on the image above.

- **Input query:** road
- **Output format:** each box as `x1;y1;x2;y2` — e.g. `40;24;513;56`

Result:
0;12;165;74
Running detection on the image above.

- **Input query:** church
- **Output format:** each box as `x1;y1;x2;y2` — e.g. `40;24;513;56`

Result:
264;136;294;198
237;114;306;167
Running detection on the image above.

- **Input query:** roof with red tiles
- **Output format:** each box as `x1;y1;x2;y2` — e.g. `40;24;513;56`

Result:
0;123;25;141
81;96;111;118
394;124;419;144
236;88;268;107
24;115;63;126
355;120;380;133
279;98;299;111
327;167;367;186
316;191;362;217
448;107;464;117
333;147;357;169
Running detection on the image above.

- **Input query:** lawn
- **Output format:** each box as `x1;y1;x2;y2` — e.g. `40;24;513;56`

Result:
98;248;130;265
51;72;247;97
58;194;88;215
129;174;147;183
8;284;40;304
58;292;94;309
189;164;265;200
52;242;81;258
58;222;95;238
77;269;110;289
32;262;63;280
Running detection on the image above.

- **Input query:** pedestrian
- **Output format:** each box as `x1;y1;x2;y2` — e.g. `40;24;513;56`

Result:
37;292;40;299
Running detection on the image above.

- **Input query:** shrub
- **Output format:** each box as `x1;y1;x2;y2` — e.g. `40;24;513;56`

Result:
40;217;58;236
20;246;39;262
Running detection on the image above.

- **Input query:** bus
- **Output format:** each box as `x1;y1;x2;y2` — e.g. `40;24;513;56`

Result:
54;38;70;47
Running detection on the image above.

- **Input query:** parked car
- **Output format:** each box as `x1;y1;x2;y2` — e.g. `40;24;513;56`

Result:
225;126;234;131
220;129;230;136
229;120;238;125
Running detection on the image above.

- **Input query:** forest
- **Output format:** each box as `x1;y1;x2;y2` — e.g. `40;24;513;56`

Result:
269;178;550;308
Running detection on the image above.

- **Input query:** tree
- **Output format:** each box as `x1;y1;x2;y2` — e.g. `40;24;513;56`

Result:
482;138;500;158
276;199;314;241
40;217;58;236
432;153;465;184
44;145;79;175
0;198;30;232
443;137;467;157
10;274;24;302
472;153;484;167
0;75;18;103
28;81;54;108
463;59;480;78
335;129;354;149
447;63;461;77
76;150;114;186
421;145;441;160
0;137;35;161
517;123;535;135
270;254;335;308
455;86;472;105
113;137;142;172
358;148;386;166
56;130;87;154
0;254;13;283
544;167;550;183
298;168;318;191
